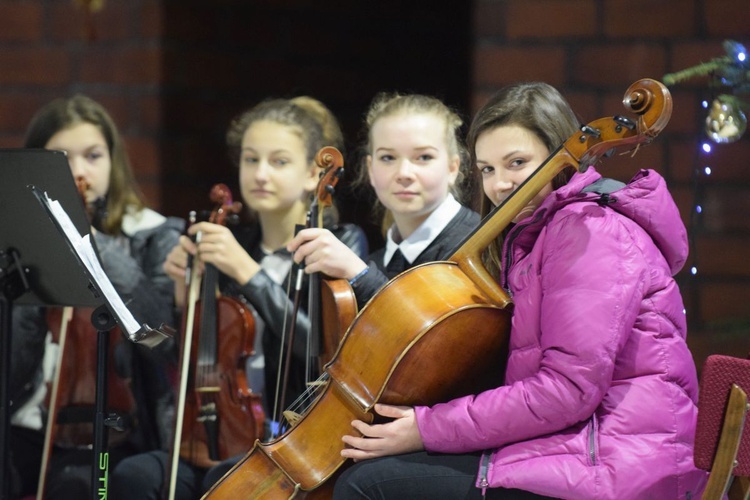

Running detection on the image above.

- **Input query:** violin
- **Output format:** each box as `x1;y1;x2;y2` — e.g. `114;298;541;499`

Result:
203;79;673;498
37;176;137;499
166;184;265;498
311;147;358;372
273;147;357;429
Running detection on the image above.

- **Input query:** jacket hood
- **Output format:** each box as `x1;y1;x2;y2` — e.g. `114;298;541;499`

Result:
541;167;688;275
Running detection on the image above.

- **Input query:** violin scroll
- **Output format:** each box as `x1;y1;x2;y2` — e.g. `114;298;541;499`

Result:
314;146;345;210
208;183;242;226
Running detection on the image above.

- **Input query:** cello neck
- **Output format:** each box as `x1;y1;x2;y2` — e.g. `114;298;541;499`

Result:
449;144;573;307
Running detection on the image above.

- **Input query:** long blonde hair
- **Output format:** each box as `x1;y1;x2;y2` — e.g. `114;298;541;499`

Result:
355;92;469;236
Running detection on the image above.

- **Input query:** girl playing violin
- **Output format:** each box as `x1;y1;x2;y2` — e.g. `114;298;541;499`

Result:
332;82;707;499
8;94;183;499
288;92;479;309
109;96;368;500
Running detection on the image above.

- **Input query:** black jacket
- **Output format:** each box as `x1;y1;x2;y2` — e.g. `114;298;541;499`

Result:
350;205;479;309
224;221;368;415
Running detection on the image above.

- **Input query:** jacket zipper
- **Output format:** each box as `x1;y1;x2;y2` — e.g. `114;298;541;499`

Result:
588;415;597;465
478;451;491;496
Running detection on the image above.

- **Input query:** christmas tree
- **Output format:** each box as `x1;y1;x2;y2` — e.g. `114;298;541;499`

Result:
663;40;749;143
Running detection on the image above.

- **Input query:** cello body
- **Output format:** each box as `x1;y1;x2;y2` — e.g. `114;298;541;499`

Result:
204;262;510;498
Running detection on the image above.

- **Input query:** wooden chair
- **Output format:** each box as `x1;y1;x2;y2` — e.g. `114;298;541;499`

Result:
694;354;750;500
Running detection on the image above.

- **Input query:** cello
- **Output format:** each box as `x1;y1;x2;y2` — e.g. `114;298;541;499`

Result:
36;177;137;500
203;78;673;499
166;184;265;498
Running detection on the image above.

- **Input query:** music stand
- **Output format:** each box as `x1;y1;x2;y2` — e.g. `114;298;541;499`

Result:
0;149;171;499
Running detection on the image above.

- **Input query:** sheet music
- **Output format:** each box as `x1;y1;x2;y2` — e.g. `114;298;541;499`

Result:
41;192;142;336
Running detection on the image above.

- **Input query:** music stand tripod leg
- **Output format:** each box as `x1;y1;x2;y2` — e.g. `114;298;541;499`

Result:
89;304;118;500
0;249;30;500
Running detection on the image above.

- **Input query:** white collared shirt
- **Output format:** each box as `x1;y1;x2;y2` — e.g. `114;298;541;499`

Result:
383;194;462;268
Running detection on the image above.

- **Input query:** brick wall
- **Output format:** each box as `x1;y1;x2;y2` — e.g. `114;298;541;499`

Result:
474;0;750;366
0;0;471;246
1;0;748;367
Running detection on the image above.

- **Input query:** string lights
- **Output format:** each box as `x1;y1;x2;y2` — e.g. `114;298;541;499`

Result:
663;40;748;326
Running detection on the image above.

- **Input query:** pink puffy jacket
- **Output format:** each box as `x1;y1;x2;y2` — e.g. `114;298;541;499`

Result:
415;168;708;499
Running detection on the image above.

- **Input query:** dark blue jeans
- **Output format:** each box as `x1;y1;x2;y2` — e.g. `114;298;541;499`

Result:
108;450;206;500
333;451;553;500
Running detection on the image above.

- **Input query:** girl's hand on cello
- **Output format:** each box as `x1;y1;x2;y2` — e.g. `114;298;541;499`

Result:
288;227;367;280
341;404;424;461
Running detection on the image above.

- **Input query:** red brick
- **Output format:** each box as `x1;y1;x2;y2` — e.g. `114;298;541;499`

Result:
0;3;43;42
0;48;71;85
474;46;567;87
663;90;702;135
0;94;51;133
125;136;160;177
670;185;695;229
694;235;750;277
668;138;701;183
47;2;133;42
705;0;750;37
670;138;750;184
700;140;750;183
79;47;164;85
0;134;25;149
604;0;696;37
137;95;163;132
138;181;162;211
564;91;601;124
689;329;750;373
573;44;667;87
701;185;750;232
699;282;750;323
507;0;596;39
83;94;133;132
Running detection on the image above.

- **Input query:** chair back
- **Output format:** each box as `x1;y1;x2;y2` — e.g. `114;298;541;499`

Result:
694;354;750;476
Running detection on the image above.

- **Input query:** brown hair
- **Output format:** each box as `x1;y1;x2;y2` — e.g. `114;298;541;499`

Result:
24;94;145;235
225;96;345;221
466;82;580;277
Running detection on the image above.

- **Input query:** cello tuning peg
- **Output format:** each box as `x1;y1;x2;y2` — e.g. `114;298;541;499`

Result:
325;185;335;195
614;116;637;130
580;124;601;138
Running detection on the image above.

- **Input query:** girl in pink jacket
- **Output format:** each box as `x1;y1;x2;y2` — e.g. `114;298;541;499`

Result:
333;82;708;499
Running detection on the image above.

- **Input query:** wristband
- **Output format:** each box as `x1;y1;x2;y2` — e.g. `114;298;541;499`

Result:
348;267;369;286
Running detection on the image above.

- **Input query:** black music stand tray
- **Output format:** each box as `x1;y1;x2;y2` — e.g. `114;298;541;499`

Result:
0;149;171;500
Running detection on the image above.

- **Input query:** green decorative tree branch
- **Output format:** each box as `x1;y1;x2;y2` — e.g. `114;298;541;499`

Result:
664;40;749;143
